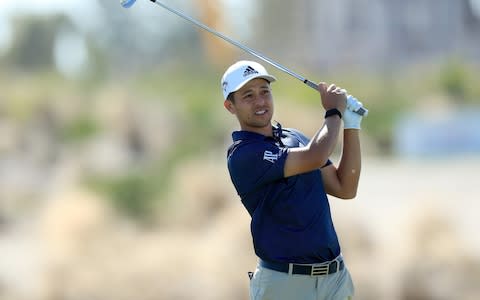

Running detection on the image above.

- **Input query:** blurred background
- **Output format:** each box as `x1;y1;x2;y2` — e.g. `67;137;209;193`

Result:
1;0;480;299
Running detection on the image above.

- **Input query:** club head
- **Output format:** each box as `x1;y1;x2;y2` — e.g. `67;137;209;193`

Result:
120;0;137;8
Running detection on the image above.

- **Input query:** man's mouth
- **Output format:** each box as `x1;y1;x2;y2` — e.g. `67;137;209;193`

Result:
255;110;267;115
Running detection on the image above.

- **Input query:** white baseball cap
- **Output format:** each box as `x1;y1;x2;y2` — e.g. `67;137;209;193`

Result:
221;60;276;100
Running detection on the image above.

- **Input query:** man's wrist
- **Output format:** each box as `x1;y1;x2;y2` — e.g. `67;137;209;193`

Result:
325;108;342;119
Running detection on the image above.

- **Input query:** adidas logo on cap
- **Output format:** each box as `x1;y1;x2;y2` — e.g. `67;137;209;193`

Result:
221;60;277;99
243;66;259;77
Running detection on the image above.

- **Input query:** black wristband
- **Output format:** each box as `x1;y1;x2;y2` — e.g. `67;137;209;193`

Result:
325;108;342;119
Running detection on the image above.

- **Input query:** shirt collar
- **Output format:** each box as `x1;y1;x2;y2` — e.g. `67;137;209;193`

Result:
232;123;283;142
232;130;267;141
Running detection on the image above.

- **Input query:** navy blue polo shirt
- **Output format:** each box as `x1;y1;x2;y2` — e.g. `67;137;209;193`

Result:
227;126;341;264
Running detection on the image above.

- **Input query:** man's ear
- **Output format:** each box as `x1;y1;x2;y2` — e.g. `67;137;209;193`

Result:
224;100;235;114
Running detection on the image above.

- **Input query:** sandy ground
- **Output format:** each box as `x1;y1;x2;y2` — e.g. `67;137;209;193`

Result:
1;157;479;300
331;157;480;299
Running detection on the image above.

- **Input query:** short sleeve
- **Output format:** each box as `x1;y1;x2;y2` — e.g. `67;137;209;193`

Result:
287;128;332;168
227;141;288;197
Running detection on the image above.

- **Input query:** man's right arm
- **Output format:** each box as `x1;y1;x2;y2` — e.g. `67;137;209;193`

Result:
283;83;346;178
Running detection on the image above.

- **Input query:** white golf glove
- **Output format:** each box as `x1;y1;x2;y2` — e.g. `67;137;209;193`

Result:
343;95;364;130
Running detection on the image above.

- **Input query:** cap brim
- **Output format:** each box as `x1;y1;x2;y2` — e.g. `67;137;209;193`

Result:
230;74;277;95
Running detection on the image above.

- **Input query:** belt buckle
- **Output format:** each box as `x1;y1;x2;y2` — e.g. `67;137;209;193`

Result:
310;264;329;276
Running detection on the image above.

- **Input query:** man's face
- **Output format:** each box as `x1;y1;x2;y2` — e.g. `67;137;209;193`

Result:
224;78;274;132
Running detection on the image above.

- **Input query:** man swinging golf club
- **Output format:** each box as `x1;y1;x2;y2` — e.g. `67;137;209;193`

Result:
223;60;363;300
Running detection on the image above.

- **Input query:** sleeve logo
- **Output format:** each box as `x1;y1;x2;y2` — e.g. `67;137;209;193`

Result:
263;150;279;163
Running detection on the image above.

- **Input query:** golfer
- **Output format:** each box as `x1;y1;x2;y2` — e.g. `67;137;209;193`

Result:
222;61;363;300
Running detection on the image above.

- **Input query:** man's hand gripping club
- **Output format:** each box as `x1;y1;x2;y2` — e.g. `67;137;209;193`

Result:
318;83;347;113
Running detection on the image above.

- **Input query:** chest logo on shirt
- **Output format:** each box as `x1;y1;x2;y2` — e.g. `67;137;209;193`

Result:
263;150;279;163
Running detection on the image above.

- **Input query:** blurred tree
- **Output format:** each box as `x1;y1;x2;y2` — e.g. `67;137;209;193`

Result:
193;0;234;66
95;1;204;73
438;59;469;103
5;15;72;71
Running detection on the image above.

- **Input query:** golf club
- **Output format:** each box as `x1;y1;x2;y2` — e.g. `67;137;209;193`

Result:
120;0;368;116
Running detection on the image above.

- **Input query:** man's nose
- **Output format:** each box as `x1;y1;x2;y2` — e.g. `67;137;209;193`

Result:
254;93;265;105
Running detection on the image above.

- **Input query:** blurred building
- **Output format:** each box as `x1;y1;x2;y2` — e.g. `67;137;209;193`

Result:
256;0;480;71
393;109;480;157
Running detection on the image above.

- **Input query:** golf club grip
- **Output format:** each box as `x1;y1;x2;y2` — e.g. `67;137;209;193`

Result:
303;79;368;116
304;79;319;91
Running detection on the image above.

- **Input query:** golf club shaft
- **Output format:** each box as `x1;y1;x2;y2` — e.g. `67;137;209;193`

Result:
149;0;367;116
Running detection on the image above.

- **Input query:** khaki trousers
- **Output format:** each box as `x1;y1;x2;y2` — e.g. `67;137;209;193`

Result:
250;263;354;300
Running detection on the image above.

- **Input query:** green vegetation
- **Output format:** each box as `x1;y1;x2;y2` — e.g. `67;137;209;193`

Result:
87;172;158;223
61;116;99;142
437;58;480;104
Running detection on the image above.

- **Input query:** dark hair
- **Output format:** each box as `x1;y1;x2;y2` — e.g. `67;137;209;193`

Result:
227;92;235;103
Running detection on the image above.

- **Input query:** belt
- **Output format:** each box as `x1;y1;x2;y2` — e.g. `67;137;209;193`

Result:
259;257;345;276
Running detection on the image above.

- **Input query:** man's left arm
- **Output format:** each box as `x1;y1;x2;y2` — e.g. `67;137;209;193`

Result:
321;96;363;199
